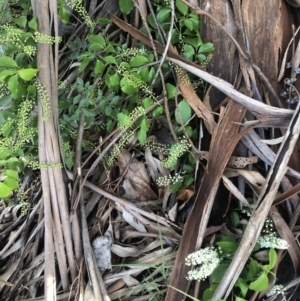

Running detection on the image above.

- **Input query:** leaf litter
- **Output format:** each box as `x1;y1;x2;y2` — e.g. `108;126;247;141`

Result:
1;1;300;301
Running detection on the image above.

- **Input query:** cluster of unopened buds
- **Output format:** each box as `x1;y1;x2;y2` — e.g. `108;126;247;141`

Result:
280;63;300;104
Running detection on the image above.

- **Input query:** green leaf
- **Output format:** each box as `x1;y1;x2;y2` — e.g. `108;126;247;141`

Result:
203;284;219;301
5;170;18;180
183;164;194;173
88;35;105;45
184;36;201;48
184;44;195;55
175;100;191;124
0;70;16;81
152;106;164;117
28;16;38;31
235;278;249;298
8;74;19;99
268;248;277;269
140;116;149;131
88;35;106;50
220;236;236;243
120;77;139;94
185;125;193;137
0;182;12;198
249;273;269;292
96;18;112;24
109;73;120;88
0;56;18;68
142;97;153;109
107;119;114;132
235;297;248;301
117;112;131;128
111;95;121;105
216;241;237;253
137;129;147;144
184;174;194;186
130;56;149;67
15;16;27;28
76;77;84;86
0;95;12;110
148;66;155;83
6;158;20;164
79;57;91;73
18;68;38;81
81;108;95;119
147;14;157;29
247;259;262;281
105;55;117;64
183;44;195;60
94;60;105;74
176;0;188;15
184;18;194;31
89;44;105;51
157;7;171;23
59;5;70;23
199;42;215;53
65;156;74;170
230;211;240;227
27;84;37;97
166;83;177;99
4;177;18;190
139;66;149;82
211;262;230;283
105;105;112;116
170;181;183;193
119;0;134;14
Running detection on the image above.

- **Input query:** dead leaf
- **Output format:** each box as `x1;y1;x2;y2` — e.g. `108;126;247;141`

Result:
145;147;168;182
117;204;147;233
117;149;157;201
92;227;113;271
176;186;194;202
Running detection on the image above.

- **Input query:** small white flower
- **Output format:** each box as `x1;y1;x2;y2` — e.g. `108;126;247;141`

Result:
258;234;289;249
185;247;221;281
266;284;284;297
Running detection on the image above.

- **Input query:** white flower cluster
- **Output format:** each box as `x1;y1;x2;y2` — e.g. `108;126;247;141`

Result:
156;173;183;187
258;234;289;250
185;247;221;281
241;208;252;217
266;284;284;297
